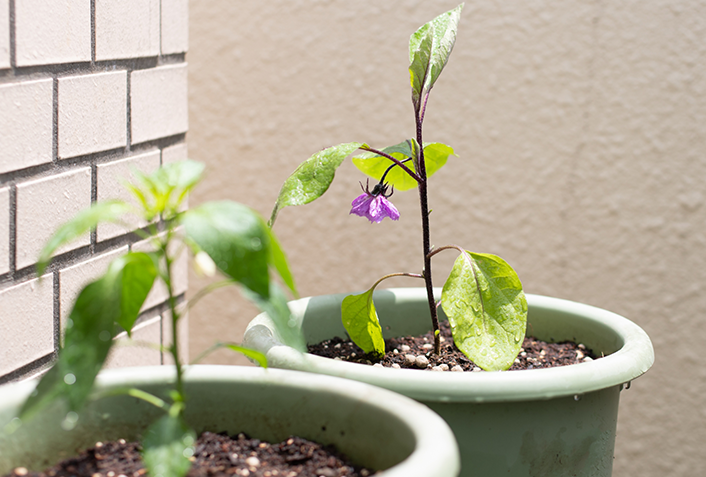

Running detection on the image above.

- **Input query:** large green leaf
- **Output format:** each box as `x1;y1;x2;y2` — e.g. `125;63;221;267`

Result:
409;4;464;110
20;252;157;419
142;413;196;477
441;251;527;371
352;142;455;191
269;142;363;226
182;201;271;298
37;200;132;275
341;288;385;357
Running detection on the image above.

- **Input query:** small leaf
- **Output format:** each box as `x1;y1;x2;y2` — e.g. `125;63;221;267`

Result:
132;160;205;220
269;142;363;226
441;251;527;371
408;4;464;110
427;4;464;91
224;345;268;368
352;142;455;191
142;413;196;477
341;288;385;357
265;226;298;297
182;201;271;298
409;24;434;110
37;200;131;275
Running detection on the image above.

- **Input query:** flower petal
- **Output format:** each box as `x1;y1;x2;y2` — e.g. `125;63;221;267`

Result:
350;193;373;217
379;197;400;221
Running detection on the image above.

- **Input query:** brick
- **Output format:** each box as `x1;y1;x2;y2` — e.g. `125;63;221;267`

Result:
16;167;91;270
58;246;128;333
161;0;189;55
162;142;188;165
58;71;128;159
95;0;160;61
96;150;160;241
105;315;162;368
131;63;188;144
0;0;9;69
15;0;91;67
131;227;188;312
0;276;54;376
0;79;54;174
162;310;188;364
0;187;8;275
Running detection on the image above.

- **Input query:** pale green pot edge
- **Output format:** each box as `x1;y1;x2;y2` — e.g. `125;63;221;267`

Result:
0;365;460;477
243;288;655;403
242;288;655;477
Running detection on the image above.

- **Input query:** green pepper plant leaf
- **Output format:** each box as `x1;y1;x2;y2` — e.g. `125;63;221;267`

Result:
341;287;385;357
441;251;527;371
269;142;364;227
352;142;455;191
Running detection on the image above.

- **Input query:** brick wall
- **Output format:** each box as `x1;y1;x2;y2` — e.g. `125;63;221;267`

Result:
0;0;189;383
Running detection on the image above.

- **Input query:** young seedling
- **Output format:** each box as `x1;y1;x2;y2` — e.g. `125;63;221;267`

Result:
9;160;298;477
269;4;528;371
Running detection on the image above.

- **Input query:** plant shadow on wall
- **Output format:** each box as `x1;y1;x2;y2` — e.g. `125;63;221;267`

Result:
268;3;528;372
3;160;299;476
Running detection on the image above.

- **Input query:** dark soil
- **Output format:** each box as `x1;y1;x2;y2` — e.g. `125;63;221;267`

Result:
4;432;375;477
309;321;599;371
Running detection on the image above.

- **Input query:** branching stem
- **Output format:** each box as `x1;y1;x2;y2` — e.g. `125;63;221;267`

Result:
359;146;422;183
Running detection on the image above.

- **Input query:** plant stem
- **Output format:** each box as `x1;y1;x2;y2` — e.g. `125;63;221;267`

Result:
161;231;185;410
415;94;441;355
359;146;421;183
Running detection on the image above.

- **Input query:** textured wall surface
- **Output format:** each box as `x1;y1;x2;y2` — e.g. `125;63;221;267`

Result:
0;0;189;382
188;1;705;475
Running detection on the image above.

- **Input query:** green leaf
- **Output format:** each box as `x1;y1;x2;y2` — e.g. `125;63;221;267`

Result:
142;413;196;477
427;4;464;91
37;200;132;275
266;226;298;297
114;253;159;335
131;160;204;220
409;4;464;109
409;24;434;110
352;142;455;191
341;288;385;357
269;142;363;226
441;251;527;371
182;201;271;298
224;345;268;368
20;252;157;419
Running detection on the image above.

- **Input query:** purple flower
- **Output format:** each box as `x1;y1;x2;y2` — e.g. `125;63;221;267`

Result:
350;180;400;223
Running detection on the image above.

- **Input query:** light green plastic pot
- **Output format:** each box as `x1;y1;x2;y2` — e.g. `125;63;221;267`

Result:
243;288;655;477
0;365;460;477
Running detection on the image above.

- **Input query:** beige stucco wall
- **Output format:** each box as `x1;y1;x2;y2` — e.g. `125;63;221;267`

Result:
188;1;706;475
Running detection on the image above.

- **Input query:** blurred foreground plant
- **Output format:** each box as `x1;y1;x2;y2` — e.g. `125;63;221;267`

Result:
10;160;298;477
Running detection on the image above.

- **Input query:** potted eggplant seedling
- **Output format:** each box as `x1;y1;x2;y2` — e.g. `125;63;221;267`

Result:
243;4;654;477
0;161;460;477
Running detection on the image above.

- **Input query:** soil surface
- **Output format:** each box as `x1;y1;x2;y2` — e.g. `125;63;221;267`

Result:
308;320;599;371
4;432;375;477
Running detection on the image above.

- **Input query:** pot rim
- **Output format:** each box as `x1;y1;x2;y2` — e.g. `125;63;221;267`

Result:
0;365;460;477
243;288;655;402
